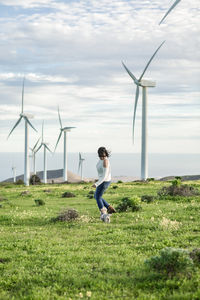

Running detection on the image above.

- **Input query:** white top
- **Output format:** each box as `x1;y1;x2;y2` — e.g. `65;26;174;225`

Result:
95;157;111;187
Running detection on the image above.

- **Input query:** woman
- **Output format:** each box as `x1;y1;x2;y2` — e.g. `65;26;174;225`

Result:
93;147;116;222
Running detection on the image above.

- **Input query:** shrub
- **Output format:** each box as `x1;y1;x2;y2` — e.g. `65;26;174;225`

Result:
30;175;41;185
53;208;79;222
147;178;155;182
20;191;30;196
0;196;7;202
43;189;52;193
116;197;141;212
145;247;194;276
158;182;199;197
62;192;76;198
189;248;200;264
112;185;118;189
34;199;45;206
88;191;94;195
15;179;24;185
117;180;123;183
141;195;155;203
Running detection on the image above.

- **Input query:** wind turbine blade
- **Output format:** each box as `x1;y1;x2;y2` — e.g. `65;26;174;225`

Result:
45;144;52;153
54;131;62;152
35;143;42;153
33;137;41;151
78;160;81;173
122;61;137;82
21;77;25;114
7;116;22;139
159;0;181;25
132;85;140;143
139;41;165;81
58;106;63;129
24;116;37;132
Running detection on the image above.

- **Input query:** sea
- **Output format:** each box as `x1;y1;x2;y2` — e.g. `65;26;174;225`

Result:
0;152;199;182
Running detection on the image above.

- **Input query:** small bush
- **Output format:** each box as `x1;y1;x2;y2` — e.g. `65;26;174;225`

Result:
0;196;7;202
116;197;141;212
88;191;94;195
158;182;199;197
20;191;30;196
62;192;76;198
112;185;118;189
43;189;52;193
147;178;155;182
141;195;155;203
15;179;24;185
189;248;200;264
117;180;123;183
145;247;194;277
53;208;79;222
34;199;45;206
30;175;41;185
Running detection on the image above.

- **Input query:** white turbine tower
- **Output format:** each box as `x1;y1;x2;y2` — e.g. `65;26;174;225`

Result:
122;41;165;181
36;122;52;184
159;0;181;25
30;138;40;175
12;166;16;183
54;106;76;182
7;77;37;186
78;152;85;180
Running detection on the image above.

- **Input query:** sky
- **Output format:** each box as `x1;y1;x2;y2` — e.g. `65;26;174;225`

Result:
0;0;199;155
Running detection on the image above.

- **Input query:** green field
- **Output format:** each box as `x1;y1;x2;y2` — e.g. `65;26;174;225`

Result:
0;180;200;300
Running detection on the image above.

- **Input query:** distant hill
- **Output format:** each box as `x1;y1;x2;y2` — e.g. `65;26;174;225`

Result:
3;169;93;183
159;175;200;181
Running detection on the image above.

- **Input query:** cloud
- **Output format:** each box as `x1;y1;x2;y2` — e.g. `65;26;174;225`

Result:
0;0;199;154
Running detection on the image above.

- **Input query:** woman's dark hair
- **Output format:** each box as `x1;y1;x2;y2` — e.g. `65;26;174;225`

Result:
98;147;111;158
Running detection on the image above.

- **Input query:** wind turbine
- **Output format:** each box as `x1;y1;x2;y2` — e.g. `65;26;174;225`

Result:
30;137;40;174
159;0;181;25
12;166;16;183
122;41;165;180
35;121;52;184
78;152;85;180
54;106;76;182
7;77;37;186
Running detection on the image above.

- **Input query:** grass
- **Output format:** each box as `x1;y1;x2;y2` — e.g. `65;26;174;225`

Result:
0;180;200;299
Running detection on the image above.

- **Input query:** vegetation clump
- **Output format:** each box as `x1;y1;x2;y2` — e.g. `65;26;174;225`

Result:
145;247;194;277
117;180;123;183
15;179;24;185
43;189;52;193
158;179;199;197
30;175;41;185
112;185;118;189
189;248;200;264
116;197;141;212
53;208;79;222
141;195;155;203
34;199;45;206
62;191;76;198
20;191;30;196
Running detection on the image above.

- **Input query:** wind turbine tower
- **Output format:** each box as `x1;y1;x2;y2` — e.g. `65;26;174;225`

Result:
7;78;37;186
54;106;76;182
30;138;40;174
122;41;165;180
78;152;85;180
36;122;52;184
12;166;16;183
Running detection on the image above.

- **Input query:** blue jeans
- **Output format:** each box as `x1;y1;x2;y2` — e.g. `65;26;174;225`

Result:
94;181;111;210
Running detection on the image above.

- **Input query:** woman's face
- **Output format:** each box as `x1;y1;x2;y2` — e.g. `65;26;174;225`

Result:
99;153;106;160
